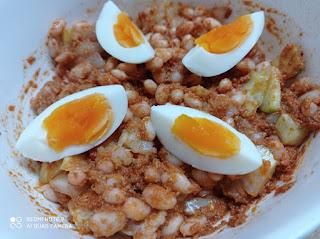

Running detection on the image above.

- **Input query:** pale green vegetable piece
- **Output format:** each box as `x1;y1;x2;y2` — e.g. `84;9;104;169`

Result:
63;28;74;45
61;154;90;172
271;55;280;68
241;146;277;197
68;205;93;234
40;154;89;184
260;66;281;113
275;113;307;146
39;160;63;184
242;71;269;117
49;172;81;199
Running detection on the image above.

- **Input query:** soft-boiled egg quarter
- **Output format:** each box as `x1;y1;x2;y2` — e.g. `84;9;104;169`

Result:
96;1;155;64
151;104;262;175
182;11;265;77
16;85;127;162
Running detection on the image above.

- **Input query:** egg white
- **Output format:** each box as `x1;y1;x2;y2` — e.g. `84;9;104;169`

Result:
16;85;128;162
151;104;262;175
182;11;265;77
96;1;155;64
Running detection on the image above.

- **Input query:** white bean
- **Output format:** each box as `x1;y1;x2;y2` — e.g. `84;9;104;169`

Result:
265;136;287;161
155;84;170;104
203;17;221;30
38;184;58;203
179;216;207;236
72;21;95;41
122;131;156;154
176;21;194;37
194;16;204;25
146;57;164;71
106;175;123;187
111;69;128;81
217;78;233;93
161;171;198;194
103;187;126;204
47;38;61;58
97;160;114;173
208;173;224;182
299;90;320;101
111;146;133;166
161;214;184;236
117;63;137;75
89;210;126;237
122;220;142;236
184;93;203;109
163;149;183;166
55;51;74;65
150;33;169;48
105;57;119;72
86;52;105;68
75;41;100;56
67;170;87;186
170;89;184;104
155;48;173;63
172;38;181;47
48;19;66;38
126;90;140;105
142;185;177;210
191;168;216;189
69;62;92;80
194;5;206;16
231;90;246;105
130;101;151;118
144;79;158;95
123;197;151;221
153;24;168;34
141;117;156;141
181;7;195;19
136;211;167;237
181;34;194;50
236;58;256;74
171;70;183;83
310;102;318;115
144;165;161;183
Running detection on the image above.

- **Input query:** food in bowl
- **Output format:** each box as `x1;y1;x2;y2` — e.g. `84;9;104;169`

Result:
15;0;320;238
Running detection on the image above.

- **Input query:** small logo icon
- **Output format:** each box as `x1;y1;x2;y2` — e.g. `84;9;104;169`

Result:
9;217;23;229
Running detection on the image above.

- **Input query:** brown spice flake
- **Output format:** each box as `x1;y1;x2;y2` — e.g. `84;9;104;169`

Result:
266;16;283;44
275;181;295;195
86;7;97;14
8;105;15;112
243;0;286;16
26;55;36;65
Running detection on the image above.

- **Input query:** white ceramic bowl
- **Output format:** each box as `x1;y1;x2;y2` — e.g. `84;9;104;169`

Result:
0;0;319;238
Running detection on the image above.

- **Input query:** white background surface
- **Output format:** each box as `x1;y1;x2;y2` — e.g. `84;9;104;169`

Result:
0;0;319;239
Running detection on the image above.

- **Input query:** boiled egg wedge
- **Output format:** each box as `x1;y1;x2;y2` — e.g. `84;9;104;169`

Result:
151;104;262;175
182;11;265;77
96;1;155;64
16;85;127;162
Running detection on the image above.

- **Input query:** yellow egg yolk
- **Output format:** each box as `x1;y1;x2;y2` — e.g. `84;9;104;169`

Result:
171;114;240;159
195;15;253;54
43;93;113;152
114;12;144;48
